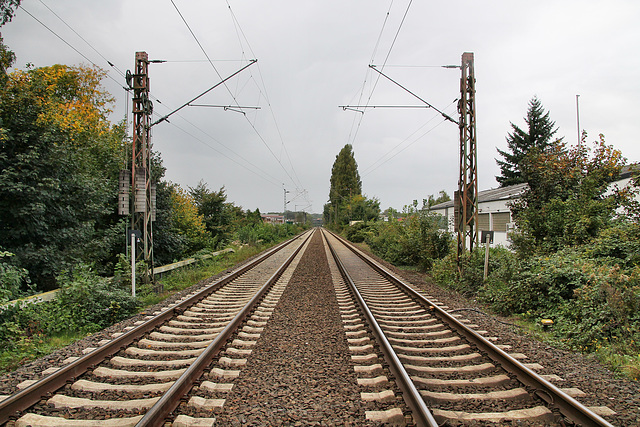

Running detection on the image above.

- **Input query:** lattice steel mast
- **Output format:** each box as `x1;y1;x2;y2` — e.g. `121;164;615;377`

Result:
130;51;154;280
456;52;478;271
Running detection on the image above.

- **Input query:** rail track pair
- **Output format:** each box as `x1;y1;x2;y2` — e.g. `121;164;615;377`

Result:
0;228;614;426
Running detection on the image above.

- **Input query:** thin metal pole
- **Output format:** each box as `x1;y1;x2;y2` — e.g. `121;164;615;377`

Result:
576;94;581;145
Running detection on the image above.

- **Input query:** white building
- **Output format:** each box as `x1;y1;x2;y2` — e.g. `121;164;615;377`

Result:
429;165;639;248
429;183;527;247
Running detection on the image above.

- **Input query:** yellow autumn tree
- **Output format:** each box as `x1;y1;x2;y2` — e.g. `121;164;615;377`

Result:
168;184;209;252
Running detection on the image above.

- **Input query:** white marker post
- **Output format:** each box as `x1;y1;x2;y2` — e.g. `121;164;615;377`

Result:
131;231;136;297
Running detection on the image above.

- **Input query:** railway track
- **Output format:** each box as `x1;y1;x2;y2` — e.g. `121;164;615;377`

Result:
0;230;313;427
0;227;623;426
322;228;615;426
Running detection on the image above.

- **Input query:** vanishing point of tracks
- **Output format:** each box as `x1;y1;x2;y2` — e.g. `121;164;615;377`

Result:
0;228;618;426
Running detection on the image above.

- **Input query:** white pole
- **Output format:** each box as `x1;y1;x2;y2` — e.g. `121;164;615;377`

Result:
131;232;136;297
483;233;491;281
576;94;581;145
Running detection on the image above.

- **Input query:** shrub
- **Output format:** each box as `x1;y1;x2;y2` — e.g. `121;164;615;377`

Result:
234;222;304;246
366;212;451;271
0;251;32;303
345;222;375;243
478;249;588;316
46;265;140;334
550;264;640;353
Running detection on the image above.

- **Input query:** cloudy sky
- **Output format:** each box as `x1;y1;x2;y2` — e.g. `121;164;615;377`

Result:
3;0;640;213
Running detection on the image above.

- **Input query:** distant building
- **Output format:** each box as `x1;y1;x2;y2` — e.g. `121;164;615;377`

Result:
261;214;285;224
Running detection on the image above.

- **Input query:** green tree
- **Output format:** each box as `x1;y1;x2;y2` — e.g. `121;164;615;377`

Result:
189;180;231;244
510;135;625;254
0;35;14;87
152;180;187;265
326;144;363;226
349;194;380;223
425;190;451;208
0;65;127;289
0;0;20;26
496;97;560;187
168;183;209;255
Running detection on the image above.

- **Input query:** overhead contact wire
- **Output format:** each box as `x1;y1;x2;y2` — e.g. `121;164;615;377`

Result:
171;0;303;194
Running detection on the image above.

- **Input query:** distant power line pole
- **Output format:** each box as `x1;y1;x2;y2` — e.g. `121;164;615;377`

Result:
576;94;581;145
455;52;478;273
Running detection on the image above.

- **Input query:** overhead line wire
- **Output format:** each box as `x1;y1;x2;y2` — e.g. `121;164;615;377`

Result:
17;5;126;89
164;120;282;187
362;100;457;175
159;109;282;185
348;0;413;147
170;0;303;193
224;0;305;193
363;118;447;177
37;0;127;78
22;3;280;188
346;0;394;146
20;1;286;191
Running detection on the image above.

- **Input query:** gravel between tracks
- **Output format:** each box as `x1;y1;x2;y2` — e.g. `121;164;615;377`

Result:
1;234;639;426
213;230;381;426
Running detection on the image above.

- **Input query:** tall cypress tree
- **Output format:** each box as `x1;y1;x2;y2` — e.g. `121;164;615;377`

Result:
496;97;560;187
326;144;362;225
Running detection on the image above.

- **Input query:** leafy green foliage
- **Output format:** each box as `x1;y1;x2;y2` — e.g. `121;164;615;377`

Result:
234;222;304;246
0;0;20;27
0;65;127;290
0;264;137;356
0;35;15;87
510;135;624;255
51;265;139;333
344;222;375;243
325;144;377;227
0;251;32;302
189;180;231;242
365;201;452;271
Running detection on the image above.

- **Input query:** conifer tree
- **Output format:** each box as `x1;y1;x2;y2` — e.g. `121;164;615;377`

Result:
329;144;362;206
326;144;362;225
496;97;560;187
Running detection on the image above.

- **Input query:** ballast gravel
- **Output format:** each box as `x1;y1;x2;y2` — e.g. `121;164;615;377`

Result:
212;231;390;426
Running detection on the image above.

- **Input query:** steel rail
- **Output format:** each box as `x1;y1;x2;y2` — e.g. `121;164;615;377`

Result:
322;230;438;427
328;229;615;427
0;231;309;425
137;229;312;427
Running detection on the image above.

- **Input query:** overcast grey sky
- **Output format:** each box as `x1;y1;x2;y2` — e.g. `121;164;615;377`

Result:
3;0;640;213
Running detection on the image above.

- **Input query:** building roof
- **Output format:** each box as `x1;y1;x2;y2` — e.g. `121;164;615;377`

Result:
620;164;640;179
429;183;528;211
